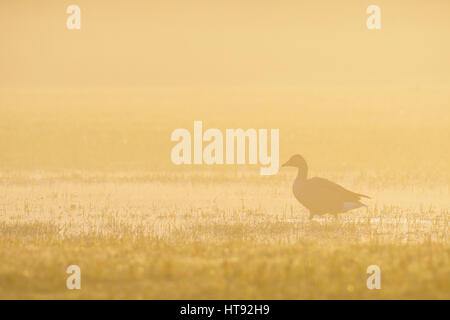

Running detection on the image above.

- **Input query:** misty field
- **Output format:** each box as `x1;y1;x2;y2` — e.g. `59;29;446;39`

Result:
0;88;449;299
0;170;448;299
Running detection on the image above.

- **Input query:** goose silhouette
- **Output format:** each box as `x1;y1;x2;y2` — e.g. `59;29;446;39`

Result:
282;154;370;218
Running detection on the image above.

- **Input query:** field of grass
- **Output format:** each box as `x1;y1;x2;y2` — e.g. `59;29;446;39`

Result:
0;87;448;299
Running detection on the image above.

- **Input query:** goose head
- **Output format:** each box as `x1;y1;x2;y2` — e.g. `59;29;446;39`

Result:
282;154;308;179
282;154;307;168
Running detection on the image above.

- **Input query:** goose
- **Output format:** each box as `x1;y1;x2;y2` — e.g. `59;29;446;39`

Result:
282;154;370;218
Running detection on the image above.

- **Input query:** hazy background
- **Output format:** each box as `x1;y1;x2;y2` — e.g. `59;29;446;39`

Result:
0;0;449;173
1;0;450;87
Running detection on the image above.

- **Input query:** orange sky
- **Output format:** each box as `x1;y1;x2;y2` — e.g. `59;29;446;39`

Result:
1;0;450;88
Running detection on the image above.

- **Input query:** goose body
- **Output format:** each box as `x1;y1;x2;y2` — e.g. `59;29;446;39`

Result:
283;155;370;217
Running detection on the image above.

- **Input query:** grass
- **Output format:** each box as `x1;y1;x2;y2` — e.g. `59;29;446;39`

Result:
0;171;448;299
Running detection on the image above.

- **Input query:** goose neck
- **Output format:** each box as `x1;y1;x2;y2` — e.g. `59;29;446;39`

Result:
296;167;307;181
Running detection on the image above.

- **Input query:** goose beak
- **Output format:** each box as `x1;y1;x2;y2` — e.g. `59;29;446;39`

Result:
281;161;289;167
